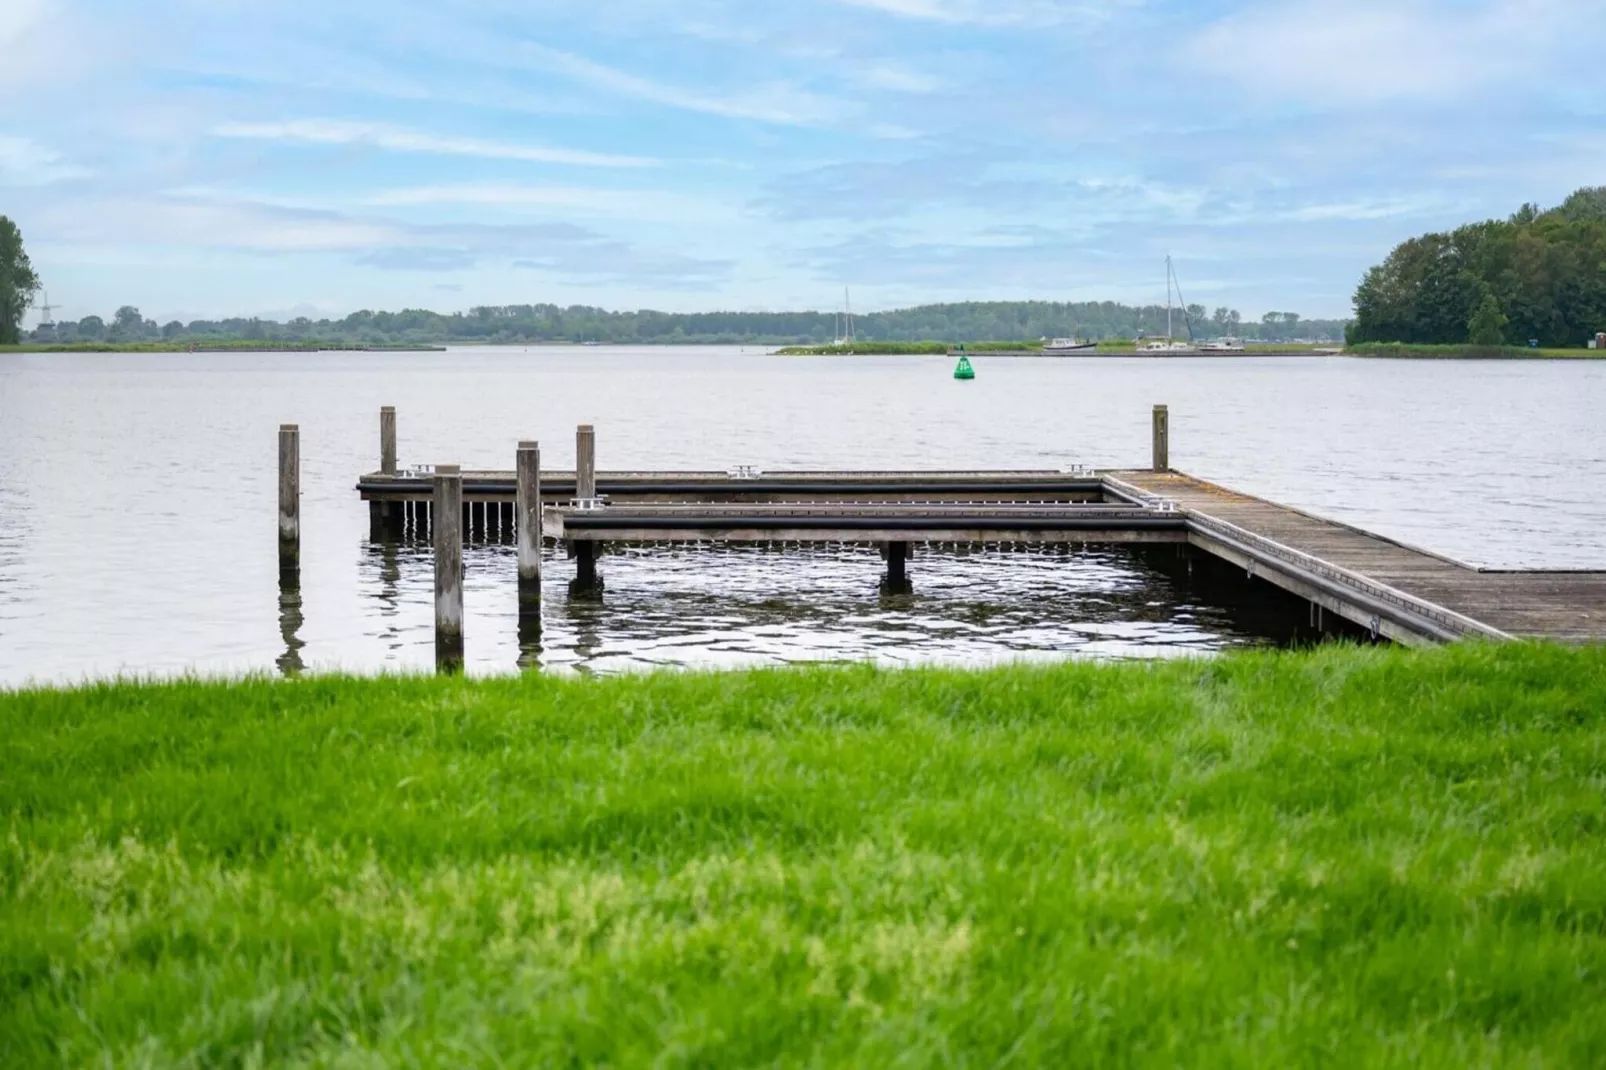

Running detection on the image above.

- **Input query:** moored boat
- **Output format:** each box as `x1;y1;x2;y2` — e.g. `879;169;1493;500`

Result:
1041;337;1096;355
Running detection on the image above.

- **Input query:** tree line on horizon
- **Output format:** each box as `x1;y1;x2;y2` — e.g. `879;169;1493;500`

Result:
19;299;1348;347
1347;186;1606;348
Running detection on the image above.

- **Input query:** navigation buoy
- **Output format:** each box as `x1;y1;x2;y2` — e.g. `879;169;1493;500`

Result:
953;353;975;380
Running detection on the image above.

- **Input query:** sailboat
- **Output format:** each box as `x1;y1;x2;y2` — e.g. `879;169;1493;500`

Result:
830;287;857;347
1140;255;1197;351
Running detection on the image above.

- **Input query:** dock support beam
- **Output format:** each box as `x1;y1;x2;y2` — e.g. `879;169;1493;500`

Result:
884;541;911;594
517;441;542;624
278;424;300;575
576;423;596;501
574;543;599;590
433;464;464;673
1152;404;1170;472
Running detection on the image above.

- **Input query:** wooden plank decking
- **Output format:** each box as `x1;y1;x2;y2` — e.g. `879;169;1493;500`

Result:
1111;471;1606;643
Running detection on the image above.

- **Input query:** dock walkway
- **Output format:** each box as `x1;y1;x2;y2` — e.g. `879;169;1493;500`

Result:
1110;470;1605;644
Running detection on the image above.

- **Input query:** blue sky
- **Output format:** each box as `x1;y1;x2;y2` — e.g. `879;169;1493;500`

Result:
1;0;1601;324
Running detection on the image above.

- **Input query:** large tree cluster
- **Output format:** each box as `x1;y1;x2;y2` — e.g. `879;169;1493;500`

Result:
1348;187;1606;348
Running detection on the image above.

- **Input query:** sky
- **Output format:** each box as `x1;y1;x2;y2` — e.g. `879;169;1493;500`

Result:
1;0;1602;325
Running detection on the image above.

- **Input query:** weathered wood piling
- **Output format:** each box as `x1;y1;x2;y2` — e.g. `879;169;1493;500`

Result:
433;464;464;672
380;406;397;475
517;440;542;592
573;424;599;590
278;424;299;573
1152;405;1170;472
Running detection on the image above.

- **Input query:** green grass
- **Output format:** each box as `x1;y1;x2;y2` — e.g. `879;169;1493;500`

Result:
3;644;1605;1066
1347;342;1602;359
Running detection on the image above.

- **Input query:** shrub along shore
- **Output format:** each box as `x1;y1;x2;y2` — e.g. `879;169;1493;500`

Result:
3;643;1604;1065
0;341;446;353
773;340;1329;356
1347;342;1604;359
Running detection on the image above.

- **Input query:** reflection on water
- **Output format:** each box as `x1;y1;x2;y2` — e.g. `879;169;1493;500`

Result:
353;535;1261;675
276;569;305;677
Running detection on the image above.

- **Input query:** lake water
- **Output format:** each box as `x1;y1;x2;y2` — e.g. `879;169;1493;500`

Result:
1;347;1602;686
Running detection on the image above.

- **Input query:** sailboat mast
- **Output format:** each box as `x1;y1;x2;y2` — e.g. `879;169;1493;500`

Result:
845;287;855;343
1165;255;1173;339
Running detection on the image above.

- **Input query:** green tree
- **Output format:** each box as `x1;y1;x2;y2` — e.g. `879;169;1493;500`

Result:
0;216;41;345
110;305;144;341
1467;294;1508;346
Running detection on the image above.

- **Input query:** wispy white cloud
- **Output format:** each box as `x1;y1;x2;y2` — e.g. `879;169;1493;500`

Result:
1283;197;1457;222
854;63;942;94
210;119;657;168
0;135;91;186
364;183;730;222
29;188;733;283
831;0;1120;26
1190;0;1600;106
520;44;860;126
0;0;104;97
0;0;50;46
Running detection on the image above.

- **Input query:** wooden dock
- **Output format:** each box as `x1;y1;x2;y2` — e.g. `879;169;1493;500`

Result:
1107;470;1606;645
328;406;1605;663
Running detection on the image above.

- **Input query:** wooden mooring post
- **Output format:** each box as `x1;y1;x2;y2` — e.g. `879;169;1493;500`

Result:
576;423;596;501
1152;405;1170;472
517;440;542;594
433;464;464;673
278;424;300;574
370;406;404;538
517;441;543;656
573;424;600;590
381;406;397;474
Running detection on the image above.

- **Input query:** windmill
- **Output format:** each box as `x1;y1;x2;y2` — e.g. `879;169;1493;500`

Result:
32;292;59;332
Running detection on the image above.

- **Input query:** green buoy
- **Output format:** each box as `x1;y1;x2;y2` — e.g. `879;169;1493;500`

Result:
953;351;975;380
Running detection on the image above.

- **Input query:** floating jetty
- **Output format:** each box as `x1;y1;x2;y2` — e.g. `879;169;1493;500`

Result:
270;405;1603;669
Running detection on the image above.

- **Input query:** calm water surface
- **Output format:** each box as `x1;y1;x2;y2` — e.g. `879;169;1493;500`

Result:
1;347;1602;685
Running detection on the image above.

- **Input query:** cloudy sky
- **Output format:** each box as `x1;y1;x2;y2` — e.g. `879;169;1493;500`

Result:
1;0;1601;324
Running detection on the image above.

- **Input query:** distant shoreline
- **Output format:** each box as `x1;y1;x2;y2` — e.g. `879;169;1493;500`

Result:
0;342;447;353
5;340;1600;360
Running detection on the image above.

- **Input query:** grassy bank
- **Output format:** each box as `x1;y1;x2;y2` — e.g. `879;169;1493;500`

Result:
776;340;1329;356
1348;342;1601;359
775;340;1046;355
4;645;1605;1065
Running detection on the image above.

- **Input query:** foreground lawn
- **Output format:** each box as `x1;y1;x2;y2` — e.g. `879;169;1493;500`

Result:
3;645;1604;1067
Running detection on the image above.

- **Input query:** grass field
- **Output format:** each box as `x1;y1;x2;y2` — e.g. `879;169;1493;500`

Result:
4;644;1605;1066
